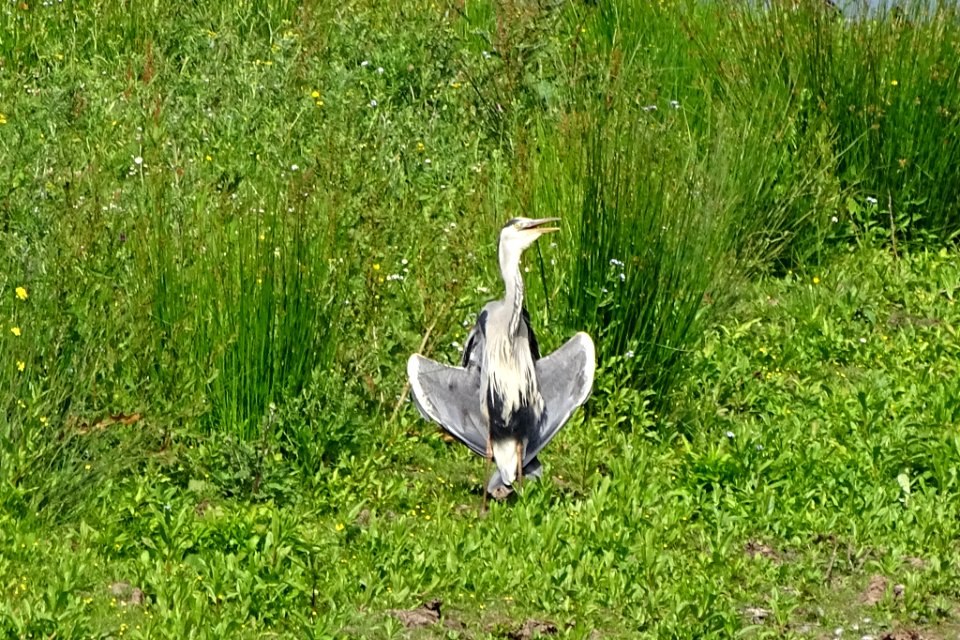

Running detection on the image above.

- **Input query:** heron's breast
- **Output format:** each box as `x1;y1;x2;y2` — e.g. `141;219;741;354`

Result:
483;338;543;425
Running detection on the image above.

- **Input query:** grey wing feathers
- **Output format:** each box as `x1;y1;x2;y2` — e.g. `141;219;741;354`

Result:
406;354;487;457
527;332;596;463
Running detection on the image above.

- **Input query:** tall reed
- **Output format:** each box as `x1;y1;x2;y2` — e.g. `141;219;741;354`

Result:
140;178;346;441
529;0;847;402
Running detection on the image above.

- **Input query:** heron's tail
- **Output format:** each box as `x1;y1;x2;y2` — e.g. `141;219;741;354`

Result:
491;438;520;486
487;457;543;496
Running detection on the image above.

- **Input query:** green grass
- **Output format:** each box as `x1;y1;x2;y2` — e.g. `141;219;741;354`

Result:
2;0;960;637
3;246;958;638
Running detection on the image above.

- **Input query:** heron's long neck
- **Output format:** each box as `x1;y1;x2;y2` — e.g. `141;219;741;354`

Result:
499;245;524;336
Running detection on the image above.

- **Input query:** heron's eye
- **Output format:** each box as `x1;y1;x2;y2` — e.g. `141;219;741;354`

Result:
513;222;522;230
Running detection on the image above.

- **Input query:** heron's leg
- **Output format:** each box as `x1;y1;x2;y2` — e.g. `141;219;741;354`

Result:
515;440;523;491
482;433;492;512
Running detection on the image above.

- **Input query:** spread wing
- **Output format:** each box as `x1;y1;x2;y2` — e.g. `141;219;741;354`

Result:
526;331;596;463
407;354;487;456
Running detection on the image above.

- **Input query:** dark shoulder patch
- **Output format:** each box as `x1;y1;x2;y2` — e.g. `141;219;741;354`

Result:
460;309;488;368
521;307;541;361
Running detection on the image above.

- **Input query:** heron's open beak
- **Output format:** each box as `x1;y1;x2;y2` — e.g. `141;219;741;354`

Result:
521;217;560;234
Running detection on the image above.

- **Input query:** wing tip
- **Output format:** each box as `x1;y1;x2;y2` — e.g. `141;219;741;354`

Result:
406;353;421;395
574;332;597;398
406;352;421;377
406;353;434;421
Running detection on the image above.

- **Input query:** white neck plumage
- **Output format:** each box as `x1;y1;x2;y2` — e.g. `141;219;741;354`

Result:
499;244;525;337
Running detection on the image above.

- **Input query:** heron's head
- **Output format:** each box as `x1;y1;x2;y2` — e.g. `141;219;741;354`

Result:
498;217;560;258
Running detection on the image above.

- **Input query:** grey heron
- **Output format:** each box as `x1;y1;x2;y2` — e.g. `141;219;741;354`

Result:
407;217;595;504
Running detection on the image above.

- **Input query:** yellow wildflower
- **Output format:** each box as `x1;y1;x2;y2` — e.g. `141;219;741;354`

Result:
17;361;25;372
373;263;380;271
335;523;345;531
16;286;28;300
311;90;320;99
11;326;21;337
812;276;820;285
0;113;7;125
891;79;898;86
